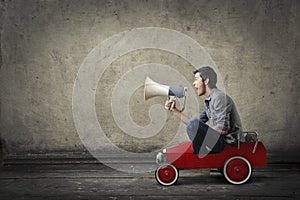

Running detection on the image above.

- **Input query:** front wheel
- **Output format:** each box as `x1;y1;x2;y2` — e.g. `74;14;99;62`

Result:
223;156;252;185
155;164;179;186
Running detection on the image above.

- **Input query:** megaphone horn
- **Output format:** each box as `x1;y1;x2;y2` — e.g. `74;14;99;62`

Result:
144;77;187;111
144;77;169;100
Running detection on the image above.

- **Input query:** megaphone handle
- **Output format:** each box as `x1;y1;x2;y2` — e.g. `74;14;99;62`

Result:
178;95;187;112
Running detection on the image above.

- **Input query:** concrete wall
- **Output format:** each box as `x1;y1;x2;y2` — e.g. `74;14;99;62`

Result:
0;0;299;161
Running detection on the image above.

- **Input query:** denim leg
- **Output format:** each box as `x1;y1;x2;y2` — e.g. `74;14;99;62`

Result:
186;117;225;154
186;118;208;154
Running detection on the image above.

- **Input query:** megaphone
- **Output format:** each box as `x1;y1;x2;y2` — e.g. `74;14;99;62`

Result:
144;77;187;111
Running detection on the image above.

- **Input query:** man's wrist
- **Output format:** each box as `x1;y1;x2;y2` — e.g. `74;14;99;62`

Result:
172;107;180;113
173;108;182;117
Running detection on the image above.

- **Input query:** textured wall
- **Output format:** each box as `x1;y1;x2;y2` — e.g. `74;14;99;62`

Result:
0;0;299;160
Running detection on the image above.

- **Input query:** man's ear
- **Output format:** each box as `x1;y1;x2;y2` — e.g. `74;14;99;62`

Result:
204;78;210;86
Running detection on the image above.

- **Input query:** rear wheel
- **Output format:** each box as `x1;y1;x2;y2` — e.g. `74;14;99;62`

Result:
223;156;252;185
155;164;179;186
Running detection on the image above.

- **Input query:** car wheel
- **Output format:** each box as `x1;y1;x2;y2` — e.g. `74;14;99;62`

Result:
155;164;179;186
223;156;252;185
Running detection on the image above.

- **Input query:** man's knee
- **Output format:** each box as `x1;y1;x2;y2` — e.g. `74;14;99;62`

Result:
186;118;198;140
186;117;208;141
186;117;201;135
187;117;207;133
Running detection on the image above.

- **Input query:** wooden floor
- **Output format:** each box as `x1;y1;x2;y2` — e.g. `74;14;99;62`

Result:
0;163;299;199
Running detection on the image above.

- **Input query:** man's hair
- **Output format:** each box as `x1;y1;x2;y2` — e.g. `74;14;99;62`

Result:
193;66;217;88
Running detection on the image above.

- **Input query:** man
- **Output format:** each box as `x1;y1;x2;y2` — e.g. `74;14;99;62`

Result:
165;66;242;154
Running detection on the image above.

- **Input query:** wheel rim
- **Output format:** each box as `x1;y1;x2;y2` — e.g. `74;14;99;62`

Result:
224;156;252;184
156;164;178;186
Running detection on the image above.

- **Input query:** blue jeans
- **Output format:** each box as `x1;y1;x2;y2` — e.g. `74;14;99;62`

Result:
186;117;226;154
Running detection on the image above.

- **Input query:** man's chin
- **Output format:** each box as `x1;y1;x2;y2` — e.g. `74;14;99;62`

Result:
197;91;204;96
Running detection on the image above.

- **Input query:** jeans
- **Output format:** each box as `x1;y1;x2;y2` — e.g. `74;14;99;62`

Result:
186;117;226;154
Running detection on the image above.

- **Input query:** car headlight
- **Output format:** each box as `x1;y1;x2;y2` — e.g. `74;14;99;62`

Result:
156;149;166;164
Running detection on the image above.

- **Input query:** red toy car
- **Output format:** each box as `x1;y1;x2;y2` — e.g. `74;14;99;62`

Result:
155;131;267;186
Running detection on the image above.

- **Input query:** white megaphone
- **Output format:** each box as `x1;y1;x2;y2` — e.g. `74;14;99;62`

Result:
144;77;187;111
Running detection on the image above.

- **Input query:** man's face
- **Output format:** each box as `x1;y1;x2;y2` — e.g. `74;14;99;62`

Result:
193;72;205;96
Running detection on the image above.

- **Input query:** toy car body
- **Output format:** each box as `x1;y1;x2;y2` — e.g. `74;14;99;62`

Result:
155;132;267;186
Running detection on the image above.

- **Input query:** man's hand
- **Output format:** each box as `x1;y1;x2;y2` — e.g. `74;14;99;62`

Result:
165;98;176;111
211;126;228;135
165;98;189;124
